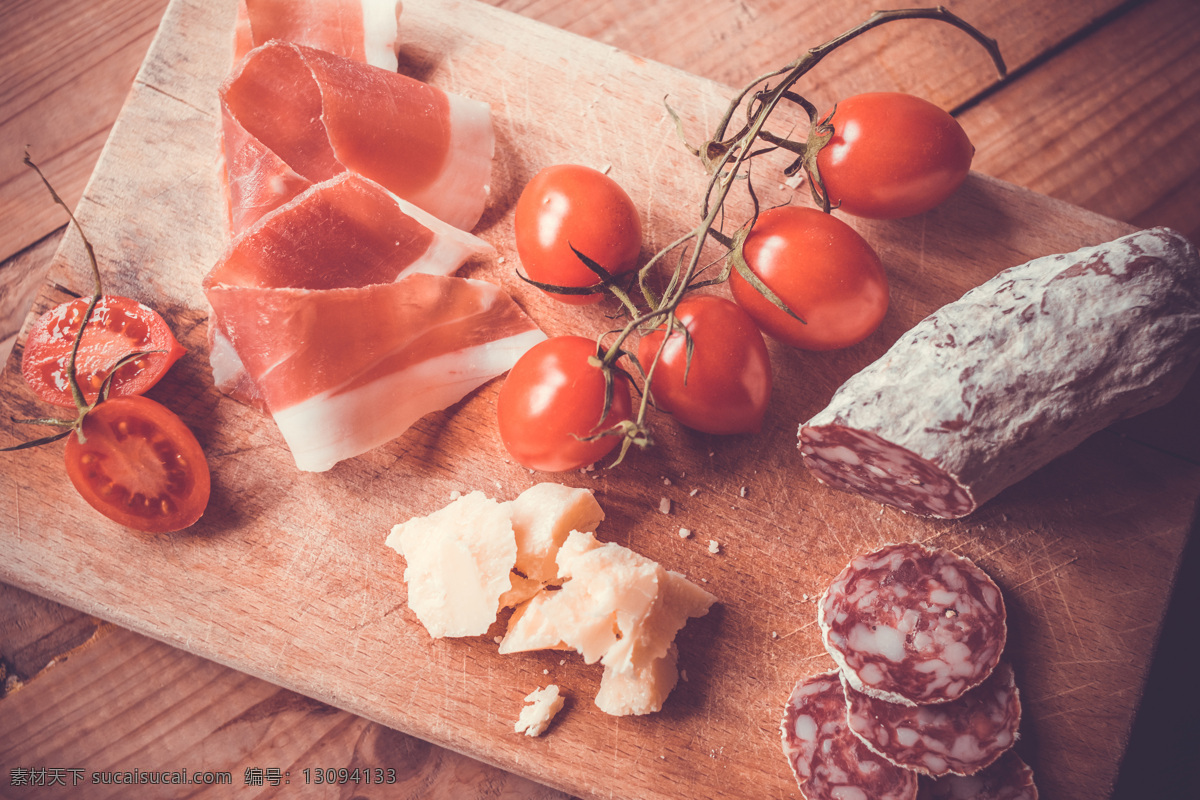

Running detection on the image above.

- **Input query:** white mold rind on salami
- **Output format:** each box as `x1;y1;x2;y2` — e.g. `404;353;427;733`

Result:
844;662;1021;777
916;750;1039;800
780;671;919;800
799;227;1200;518
819;542;1006;706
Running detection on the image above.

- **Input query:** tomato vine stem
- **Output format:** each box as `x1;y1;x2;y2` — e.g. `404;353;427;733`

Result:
572;8;1005;466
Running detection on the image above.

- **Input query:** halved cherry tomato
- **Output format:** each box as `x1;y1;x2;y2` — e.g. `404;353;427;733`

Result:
22;295;186;407
815;92;974;219
496;335;634;472
64;396;210;533
637;294;772;435
514;164;642;305
729;206;888;351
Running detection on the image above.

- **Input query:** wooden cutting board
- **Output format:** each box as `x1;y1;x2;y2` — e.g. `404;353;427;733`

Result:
2;1;1196;798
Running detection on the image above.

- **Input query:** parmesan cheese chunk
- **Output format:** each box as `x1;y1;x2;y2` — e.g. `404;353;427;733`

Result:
510;483;605;587
501;531;716;716
515;685;565;737
385;491;516;638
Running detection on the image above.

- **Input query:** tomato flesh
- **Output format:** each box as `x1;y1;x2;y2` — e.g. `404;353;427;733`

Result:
816;92;974;219
730;206;888;351
496;335;634;472
22;295;186;407
514;164;642;305
64;396;210;533
638;294;772;435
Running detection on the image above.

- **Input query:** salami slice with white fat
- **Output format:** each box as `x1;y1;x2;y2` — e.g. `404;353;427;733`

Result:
819;543;1006;706
844;661;1021;777
916;751;1038;800
799;227;1200;518
781;671;918;800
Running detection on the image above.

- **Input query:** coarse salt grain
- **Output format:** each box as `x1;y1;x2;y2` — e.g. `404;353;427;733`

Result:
659;497;671;514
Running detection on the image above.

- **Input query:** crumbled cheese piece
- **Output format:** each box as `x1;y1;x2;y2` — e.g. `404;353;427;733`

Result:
388;484;603;637
662;477;672;486
771;631;779;639
515;685;564;737
708;540;720;555
385;492;516;638
449;489;462;501
502;531;716;716
678;528;691;539
739;486;747;498
689;488;699;497
659;497;671;514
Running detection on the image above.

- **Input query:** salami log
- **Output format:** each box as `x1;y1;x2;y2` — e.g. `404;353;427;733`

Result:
916;751;1038;800
819;543;1006;706
781;671;918;800
799;228;1200;518
844;662;1021;777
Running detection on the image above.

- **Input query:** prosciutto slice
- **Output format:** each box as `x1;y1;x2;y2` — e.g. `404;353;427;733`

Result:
233;0;403;71
206;172;494;407
207;274;544;472
203;173;540;471
221;39;494;234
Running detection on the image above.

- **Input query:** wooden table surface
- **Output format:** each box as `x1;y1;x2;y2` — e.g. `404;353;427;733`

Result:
1;0;1197;798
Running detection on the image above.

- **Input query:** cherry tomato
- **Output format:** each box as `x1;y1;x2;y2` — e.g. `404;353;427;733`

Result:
22;295;186;407
496;336;634;471
729;206;888;351
514;164;642;305
816;92;974;219
63;396;210;533
637;295;772;435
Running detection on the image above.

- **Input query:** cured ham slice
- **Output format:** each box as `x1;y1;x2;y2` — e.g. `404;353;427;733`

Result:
206;172;491;292
221;39;494;234
234;0;403;71
207;273;545;472
205;172;493;408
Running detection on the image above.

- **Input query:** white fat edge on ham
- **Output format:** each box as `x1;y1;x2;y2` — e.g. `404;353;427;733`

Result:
399;90;496;232
235;0;402;72
256;275;545;472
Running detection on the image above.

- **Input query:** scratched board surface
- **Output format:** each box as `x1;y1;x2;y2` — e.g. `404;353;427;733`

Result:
1;1;1197;798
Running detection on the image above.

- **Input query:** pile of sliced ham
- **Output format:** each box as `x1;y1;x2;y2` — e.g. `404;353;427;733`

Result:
204;0;544;472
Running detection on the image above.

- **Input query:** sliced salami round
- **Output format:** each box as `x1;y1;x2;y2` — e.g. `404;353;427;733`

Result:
781;671;918;800
844;661;1021;777
799;227;1200;519
916;751;1038;800
819;542;1006;706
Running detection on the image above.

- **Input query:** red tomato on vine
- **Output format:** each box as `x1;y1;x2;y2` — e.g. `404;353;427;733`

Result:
496;335;634;472
729;206;888;351
814;92;974;219
514;165;642;305
637;294;772;435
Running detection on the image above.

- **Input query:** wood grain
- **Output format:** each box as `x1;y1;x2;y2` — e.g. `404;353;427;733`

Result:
0;0;1195;796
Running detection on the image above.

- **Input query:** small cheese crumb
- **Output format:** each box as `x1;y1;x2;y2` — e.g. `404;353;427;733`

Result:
678;528;691;539
543;668;549;675
659;497;671;514
515;685;565;737
802;593;809;602
498;256;506;264
689;488;699;497
739;486;748;498
449;490;462;500
708;540;720;555
662;477;672;486
494;636;503;644
771;631;778;639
